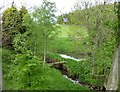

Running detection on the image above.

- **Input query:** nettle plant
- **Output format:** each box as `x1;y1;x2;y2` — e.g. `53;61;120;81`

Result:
13;32;28;53
13;13;33;54
8;53;43;89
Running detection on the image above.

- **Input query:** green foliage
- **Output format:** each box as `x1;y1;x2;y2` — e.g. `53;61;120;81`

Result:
3;1;118;90
2;5;28;33
13;14;33;54
2;6;18;48
64;59;103;85
20;13;44;56
47;52;103;86
2;5;28;48
60;4;117;85
13;31;31;53
2;6;18;32
57;15;63;24
1;48;14;63
33;0;59;38
5;53;88;90
7;54;42;89
95;36;116;75
2;48;15;80
30;0;60;59
18;6;28;33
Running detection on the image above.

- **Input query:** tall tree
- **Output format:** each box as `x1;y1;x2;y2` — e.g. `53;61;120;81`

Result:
33;0;59;66
72;0;116;79
2;5;18;48
106;1;120;90
18;6;28;34
114;1;120;47
2;5;28;48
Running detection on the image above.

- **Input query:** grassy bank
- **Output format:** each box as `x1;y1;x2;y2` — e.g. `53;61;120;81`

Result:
2;48;89;90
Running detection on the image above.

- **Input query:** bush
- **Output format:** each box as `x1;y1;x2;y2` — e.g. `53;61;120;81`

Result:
5;53;89;90
2;48;15;75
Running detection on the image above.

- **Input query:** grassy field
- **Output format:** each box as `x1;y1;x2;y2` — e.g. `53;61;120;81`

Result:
48;24;89;57
58;24;70;37
58;24;88;38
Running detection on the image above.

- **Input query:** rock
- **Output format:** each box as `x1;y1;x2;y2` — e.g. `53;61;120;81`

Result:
46;58;58;63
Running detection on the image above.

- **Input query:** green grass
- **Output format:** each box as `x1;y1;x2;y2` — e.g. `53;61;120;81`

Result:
58;24;88;38
5;65;89;90
48;24;89;57
58;24;70;37
48;37;73;53
4;53;89;90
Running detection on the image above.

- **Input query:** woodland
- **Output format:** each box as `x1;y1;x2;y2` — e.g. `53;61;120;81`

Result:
0;0;120;91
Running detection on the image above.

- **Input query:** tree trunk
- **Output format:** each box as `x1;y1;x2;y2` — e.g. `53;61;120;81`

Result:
117;2;120;47
0;53;3;90
0;9;3;91
92;33;100;76
43;48;46;64
43;30;47;67
106;45;119;90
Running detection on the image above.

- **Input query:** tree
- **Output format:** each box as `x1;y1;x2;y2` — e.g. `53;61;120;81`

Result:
114;1;120;47
13;13;34;54
72;0;116;79
33;0;59;66
2;6;18;48
2;5;28;48
18;6;28;34
106;1;120;90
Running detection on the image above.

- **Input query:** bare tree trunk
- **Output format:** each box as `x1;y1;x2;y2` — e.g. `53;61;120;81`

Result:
0;8;2;47
92;32;100;76
43;30;47;67
43;48;46;64
0;9;4;91
117;2;120;47
106;45;119;90
0;60;2;91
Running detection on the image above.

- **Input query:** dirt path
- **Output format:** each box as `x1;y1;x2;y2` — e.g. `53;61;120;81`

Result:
106;45;120;90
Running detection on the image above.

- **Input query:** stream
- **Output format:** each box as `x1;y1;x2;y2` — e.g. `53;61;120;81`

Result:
59;54;86;61
62;75;91;88
47;54;106;91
